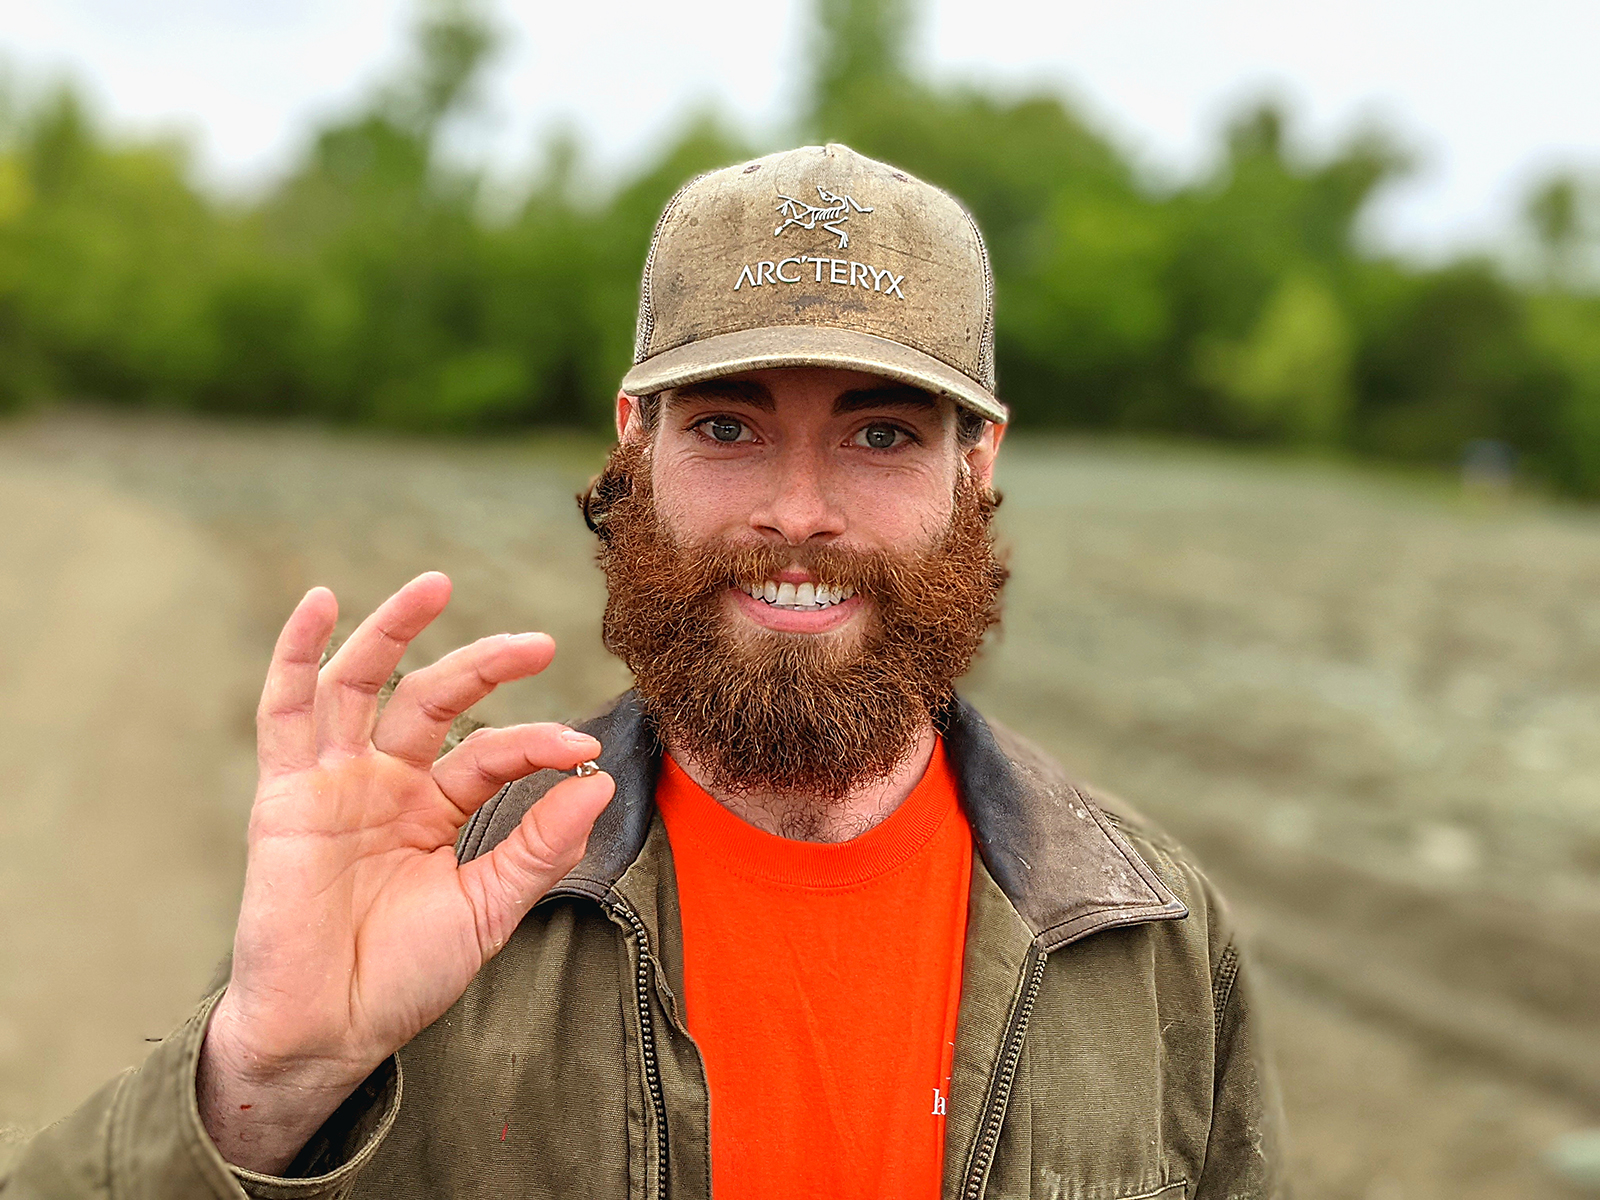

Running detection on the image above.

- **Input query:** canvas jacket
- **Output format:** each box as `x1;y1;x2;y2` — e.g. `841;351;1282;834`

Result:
2;693;1286;1200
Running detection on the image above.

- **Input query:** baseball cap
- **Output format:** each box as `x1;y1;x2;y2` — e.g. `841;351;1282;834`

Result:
621;143;1007;424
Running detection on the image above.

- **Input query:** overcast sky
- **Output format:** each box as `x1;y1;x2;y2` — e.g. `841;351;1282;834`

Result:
2;0;1596;257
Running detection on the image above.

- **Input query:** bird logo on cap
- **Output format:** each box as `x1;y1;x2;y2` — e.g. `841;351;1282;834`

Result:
774;186;874;250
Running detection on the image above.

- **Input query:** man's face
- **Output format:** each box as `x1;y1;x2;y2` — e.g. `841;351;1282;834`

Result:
619;366;1002;646
594;366;1007;814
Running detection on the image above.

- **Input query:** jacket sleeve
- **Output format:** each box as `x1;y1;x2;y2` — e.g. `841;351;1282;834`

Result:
0;991;401;1200
1194;941;1290;1200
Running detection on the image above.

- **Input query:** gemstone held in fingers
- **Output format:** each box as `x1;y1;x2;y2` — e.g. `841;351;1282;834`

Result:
431;723;603;814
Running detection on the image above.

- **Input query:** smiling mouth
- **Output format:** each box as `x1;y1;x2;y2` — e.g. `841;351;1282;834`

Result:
738;579;858;611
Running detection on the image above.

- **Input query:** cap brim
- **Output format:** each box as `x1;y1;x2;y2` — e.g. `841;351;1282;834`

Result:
621;326;1008;424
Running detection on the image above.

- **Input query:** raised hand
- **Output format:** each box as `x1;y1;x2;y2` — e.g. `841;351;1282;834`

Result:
197;573;614;1174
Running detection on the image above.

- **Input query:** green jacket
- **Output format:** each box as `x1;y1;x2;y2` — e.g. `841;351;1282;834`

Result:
3;694;1285;1199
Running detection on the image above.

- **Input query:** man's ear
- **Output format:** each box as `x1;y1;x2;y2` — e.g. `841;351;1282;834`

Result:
616;390;647;443
963;420;1006;492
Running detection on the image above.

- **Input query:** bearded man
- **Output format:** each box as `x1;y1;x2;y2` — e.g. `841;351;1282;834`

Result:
3;145;1284;1199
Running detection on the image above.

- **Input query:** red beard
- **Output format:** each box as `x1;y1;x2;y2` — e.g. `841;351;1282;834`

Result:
586;438;1007;809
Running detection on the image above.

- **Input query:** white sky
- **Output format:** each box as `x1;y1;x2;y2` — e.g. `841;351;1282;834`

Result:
2;0;1596;257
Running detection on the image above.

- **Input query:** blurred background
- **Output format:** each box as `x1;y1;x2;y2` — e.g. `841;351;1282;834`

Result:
1;0;1598;1195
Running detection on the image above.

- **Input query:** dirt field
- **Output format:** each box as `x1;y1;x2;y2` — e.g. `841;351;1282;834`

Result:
1;410;1596;1196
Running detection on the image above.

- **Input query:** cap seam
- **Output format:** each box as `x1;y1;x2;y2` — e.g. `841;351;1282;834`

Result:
959;202;998;390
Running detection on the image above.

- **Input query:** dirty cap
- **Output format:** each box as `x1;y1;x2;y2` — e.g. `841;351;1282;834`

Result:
621;143;1006;424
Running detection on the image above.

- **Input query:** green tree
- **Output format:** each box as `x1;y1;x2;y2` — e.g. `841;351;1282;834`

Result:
806;0;914;134
217;0;508;426
1195;274;1354;444
0;85;220;408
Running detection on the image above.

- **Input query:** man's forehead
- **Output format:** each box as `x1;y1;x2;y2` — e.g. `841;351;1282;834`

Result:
662;374;944;418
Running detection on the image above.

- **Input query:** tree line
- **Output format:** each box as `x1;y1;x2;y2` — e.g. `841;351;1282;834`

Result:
2;0;1599;492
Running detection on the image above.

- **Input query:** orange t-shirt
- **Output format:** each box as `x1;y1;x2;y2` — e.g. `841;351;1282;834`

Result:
655;741;972;1200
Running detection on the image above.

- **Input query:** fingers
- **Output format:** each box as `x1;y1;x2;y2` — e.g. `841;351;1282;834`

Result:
315;573;452;755
459;770;615;956
257;587;339;775
431;723;602;816
371;632;556;766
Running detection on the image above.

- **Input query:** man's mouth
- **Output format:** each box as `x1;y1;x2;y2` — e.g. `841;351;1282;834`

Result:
738;580;858;611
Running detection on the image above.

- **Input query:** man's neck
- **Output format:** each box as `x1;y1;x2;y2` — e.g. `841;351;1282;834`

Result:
668;723;939;844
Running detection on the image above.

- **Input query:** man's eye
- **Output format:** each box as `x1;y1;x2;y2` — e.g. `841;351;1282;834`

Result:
855;423;908;450
699;417;750;443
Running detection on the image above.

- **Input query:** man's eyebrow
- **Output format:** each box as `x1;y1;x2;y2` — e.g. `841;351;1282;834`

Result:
665;380;775;411
833;386;939;415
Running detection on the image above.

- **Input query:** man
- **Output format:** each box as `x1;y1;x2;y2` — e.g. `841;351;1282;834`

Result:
3;144;1284;1198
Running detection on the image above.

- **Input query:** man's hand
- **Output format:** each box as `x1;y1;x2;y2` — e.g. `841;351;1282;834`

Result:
196;573;614;1174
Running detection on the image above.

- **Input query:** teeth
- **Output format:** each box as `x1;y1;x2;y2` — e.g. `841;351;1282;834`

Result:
742;579;859;609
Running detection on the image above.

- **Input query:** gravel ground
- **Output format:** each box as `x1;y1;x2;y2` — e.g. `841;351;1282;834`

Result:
1;410;1595;1197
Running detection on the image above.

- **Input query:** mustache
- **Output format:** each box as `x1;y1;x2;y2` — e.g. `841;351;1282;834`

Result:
647;538;921;605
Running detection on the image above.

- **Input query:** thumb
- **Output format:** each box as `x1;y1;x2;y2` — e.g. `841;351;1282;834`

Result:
459;772;614;958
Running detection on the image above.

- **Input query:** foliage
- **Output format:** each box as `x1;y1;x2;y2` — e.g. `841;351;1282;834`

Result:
4;0;1600;494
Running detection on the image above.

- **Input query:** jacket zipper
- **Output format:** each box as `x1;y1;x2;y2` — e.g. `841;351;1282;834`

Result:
611;899;670;1198
962;945;1048;1200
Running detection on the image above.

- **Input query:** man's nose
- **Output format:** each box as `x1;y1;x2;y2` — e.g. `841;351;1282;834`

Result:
748;445;846;544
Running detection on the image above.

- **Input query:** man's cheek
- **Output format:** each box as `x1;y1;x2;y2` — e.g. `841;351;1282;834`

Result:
651;468;754;543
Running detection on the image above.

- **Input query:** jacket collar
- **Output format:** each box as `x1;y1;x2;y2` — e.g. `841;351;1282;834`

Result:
941;700;1186;950
458;691;1186;952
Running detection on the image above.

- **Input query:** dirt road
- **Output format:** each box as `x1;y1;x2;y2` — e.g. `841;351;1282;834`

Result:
1;411;1594;1196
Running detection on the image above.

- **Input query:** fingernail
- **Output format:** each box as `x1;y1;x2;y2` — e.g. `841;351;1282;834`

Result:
560;729;600;748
